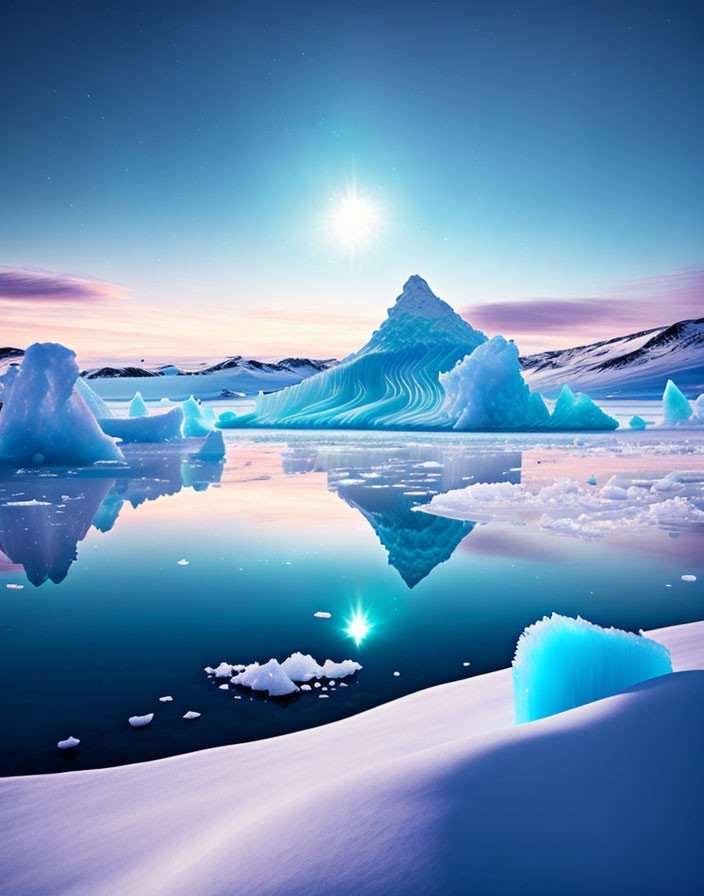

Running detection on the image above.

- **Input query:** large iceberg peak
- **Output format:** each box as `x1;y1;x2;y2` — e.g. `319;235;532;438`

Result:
362;274;486;355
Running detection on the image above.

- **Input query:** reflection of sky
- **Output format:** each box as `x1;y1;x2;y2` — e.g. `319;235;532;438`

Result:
1;434;703;775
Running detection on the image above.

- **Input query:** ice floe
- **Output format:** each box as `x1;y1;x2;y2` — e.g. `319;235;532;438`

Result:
183;711;201;720
128;714;154;728
208;651;363;698
56;736;80;750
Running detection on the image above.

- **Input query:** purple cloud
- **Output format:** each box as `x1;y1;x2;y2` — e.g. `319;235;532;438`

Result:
461;268;704;349
0;267;125;303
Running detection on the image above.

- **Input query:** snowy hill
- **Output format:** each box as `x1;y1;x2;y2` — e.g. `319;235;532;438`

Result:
521;317;704;398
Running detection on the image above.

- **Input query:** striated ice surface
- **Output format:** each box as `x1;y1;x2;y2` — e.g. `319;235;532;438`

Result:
512;613;672;723
128;392;148;417
218;276;485;430
0;343;124;467
662;379;692;424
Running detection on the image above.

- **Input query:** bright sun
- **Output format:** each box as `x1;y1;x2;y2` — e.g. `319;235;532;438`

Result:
328;188;381;250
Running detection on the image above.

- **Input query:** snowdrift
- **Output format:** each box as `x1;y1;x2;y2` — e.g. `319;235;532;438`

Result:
0;622;701;896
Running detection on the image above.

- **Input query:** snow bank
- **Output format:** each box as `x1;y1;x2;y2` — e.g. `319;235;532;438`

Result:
512;613;672;723
0;621;701;896
0;343;124;466
97;406;184;443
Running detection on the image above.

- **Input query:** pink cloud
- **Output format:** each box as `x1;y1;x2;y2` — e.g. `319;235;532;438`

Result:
0;267;126;303
461;268;704;352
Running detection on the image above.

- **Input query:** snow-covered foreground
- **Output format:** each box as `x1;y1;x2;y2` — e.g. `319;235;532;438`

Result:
1;620;702;896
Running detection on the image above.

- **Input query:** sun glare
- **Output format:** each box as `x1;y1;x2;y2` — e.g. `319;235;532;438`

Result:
328;188;381;250
345;609;372;645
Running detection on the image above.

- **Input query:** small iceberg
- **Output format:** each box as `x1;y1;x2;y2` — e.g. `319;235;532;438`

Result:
57;736;80;750
183;711;201;720
158;696;173;702
212;652;363;698
193;429;225;462
128;391;149;417
98;407;184;443
128;713;154;728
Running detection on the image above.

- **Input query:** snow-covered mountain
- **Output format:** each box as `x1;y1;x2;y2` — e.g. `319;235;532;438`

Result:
521;317;704;398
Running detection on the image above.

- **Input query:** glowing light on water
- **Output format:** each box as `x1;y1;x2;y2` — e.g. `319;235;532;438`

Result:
345;609;372;645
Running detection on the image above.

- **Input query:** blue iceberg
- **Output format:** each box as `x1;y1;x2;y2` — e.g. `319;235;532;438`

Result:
218;276;619;433
182;396;214;437
129;391;149;417
219;276;486;430
662;379;692;425
512;613;672;723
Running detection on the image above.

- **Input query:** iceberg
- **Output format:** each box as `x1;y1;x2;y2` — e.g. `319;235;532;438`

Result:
193;429;225;461
182;396;213;437
0;343;124;467
547;384;618;430
217;277;617;432
219;276;486;430
74;377;112;419
512;613;672;723
662;379;692;424
128;391;148;417
629;414;649;429
440;336;551;431
97;406;184;443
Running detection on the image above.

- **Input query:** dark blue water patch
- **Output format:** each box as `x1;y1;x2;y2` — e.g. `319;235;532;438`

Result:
0;433;702;775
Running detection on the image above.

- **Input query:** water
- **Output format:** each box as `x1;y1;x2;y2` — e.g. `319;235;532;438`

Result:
1;428;703;776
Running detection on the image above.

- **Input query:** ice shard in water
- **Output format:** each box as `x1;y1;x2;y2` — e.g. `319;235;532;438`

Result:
0;343;124;466
662;379;692;424
182;396;213;437
128;391;149;417
512;613;672;723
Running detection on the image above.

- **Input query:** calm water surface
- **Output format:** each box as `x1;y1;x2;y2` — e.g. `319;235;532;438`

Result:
1;428;703;775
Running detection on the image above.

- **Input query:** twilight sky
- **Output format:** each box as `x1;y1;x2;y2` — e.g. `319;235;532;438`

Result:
1;1;702;364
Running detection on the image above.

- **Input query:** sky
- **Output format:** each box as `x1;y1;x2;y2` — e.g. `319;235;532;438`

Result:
1;0;702;364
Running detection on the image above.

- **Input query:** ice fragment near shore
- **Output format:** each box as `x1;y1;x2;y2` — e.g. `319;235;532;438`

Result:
512;613;672;723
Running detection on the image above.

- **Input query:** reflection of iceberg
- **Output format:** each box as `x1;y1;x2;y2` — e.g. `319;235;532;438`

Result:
0;443;224;584
0;478;114;585
283;445;521;587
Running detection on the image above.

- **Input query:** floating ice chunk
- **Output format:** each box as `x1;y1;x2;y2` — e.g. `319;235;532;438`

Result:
629;415;649;430
158;696;173;702
548;384;618;431
6;583;24;589
128;391;148;417
209;661;235;678
652;471;682;491
681;574;697;582
182;396;213;437
600;484;628;500
512;613;672;723
98;407;184;443
194;429;225;461
219;684;229;690
314;611;331;618
0;343;124;466
393;671;400;677
128;714;154;728
662;379;692;425
177;559;189;566
300;684;312;691
281;652;324;682
183;711;201;720
57;736;80;749
586;474;597;485
319;694;329;698
232;659;300;697
319;659;362;679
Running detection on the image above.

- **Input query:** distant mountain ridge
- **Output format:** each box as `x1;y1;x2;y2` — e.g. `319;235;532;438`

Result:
520;317;704;398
